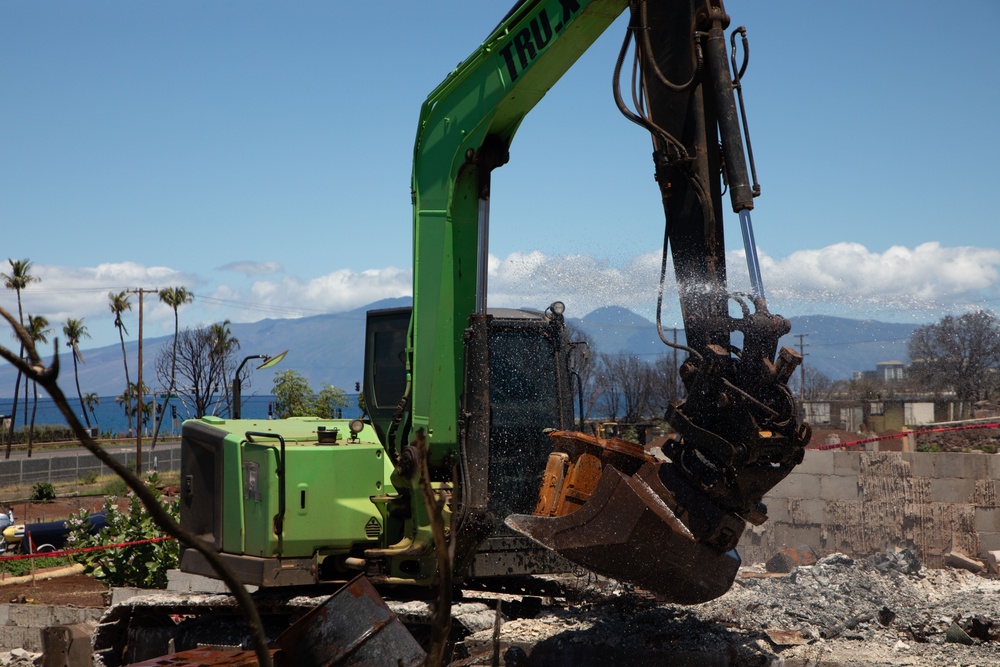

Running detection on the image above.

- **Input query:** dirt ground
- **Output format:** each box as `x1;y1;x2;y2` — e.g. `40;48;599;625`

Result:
0;571;108;607
5;496;110;524
0;496;121;608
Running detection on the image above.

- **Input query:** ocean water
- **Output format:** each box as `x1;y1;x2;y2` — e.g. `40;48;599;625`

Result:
0;393;282;437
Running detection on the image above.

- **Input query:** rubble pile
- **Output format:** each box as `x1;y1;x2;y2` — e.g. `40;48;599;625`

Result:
0;649;40;667
452;551;1000;666
916;427;1000;453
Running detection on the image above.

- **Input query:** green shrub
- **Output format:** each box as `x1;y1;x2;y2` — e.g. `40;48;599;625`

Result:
0;425;76;445
78;470;99;485
30;481;56;502
68;472;179;589
0;555;73;578
100;477;128;497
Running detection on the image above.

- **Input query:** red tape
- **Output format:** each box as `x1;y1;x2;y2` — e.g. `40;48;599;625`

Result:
812;421;1000;451
0;536;174;563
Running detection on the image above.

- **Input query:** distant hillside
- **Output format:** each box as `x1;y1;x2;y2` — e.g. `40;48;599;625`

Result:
573;306;679;357
0;301;920;398
782;315;918;381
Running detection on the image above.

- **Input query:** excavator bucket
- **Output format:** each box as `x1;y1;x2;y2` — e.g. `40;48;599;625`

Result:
505;431;744;604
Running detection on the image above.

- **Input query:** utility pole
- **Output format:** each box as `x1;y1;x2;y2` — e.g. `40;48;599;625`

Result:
128;288;158;474
795;333;809;404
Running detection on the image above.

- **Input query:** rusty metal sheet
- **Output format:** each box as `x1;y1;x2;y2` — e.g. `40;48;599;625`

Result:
275;574;426;666
126;647;277;666
764;629;810;646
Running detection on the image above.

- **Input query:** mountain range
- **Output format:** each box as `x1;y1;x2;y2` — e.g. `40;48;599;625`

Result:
0;298;919;399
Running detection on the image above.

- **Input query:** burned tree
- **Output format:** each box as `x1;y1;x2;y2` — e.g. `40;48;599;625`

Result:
908;310;1000;417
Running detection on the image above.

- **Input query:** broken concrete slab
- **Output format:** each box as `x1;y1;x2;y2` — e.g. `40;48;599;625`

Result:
986;550;1000;575
944;550;984;574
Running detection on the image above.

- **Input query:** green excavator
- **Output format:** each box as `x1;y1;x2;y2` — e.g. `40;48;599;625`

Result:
180;0;808;602
113;1;810;658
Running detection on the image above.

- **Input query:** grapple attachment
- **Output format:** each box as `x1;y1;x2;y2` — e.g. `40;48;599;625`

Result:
506;431;745;604
508;301;809;603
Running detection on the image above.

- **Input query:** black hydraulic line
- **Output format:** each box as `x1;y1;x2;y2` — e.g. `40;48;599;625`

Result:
385;384;411;467
637;0;702;92
654;210;700;359
730;27;760;197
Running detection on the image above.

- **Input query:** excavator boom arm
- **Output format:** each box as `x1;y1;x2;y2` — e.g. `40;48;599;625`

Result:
409;0;628;460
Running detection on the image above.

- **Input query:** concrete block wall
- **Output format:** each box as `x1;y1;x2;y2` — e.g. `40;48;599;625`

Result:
0;445;180;487
0;603;103;652
740;450;1000;568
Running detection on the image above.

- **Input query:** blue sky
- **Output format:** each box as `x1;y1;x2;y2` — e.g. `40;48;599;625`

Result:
2;1;999;350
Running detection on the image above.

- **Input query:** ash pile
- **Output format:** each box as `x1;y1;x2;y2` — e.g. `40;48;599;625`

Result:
447;549;1000;666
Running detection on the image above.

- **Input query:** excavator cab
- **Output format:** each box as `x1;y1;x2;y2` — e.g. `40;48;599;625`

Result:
364;304;578;580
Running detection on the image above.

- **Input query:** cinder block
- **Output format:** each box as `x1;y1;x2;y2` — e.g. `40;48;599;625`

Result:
787;498;827;525
772;524;824;551
832;450;862;476
978;532;1000;552
0;625;42;652
771;472;822;499
794;450;834;476
50;606;102;626
905;451;937;478
820;474;860;501
987;454;1000;480
975;507;1000;534
929;478;978;504
938;453;989;480
761;498;790;524
9;604;54;628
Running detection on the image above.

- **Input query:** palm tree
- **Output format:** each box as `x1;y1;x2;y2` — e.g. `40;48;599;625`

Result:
151;287;193;448
210;320;239;416
2;258;39;458
116;382;149;435
25;314;51;457
108;290;134;436
82;392;101;431
62;317;92;429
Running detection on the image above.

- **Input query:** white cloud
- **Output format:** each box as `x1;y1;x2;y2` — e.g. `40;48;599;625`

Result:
217;261;284;276
488;250;665;318
2;243;997;352
244;266;413;315
752;242;1000;317
0;262;198;341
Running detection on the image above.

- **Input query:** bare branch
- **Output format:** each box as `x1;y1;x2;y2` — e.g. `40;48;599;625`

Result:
0;305;273;667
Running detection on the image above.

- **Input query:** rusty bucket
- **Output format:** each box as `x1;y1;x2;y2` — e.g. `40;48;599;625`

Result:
508;432;744;604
